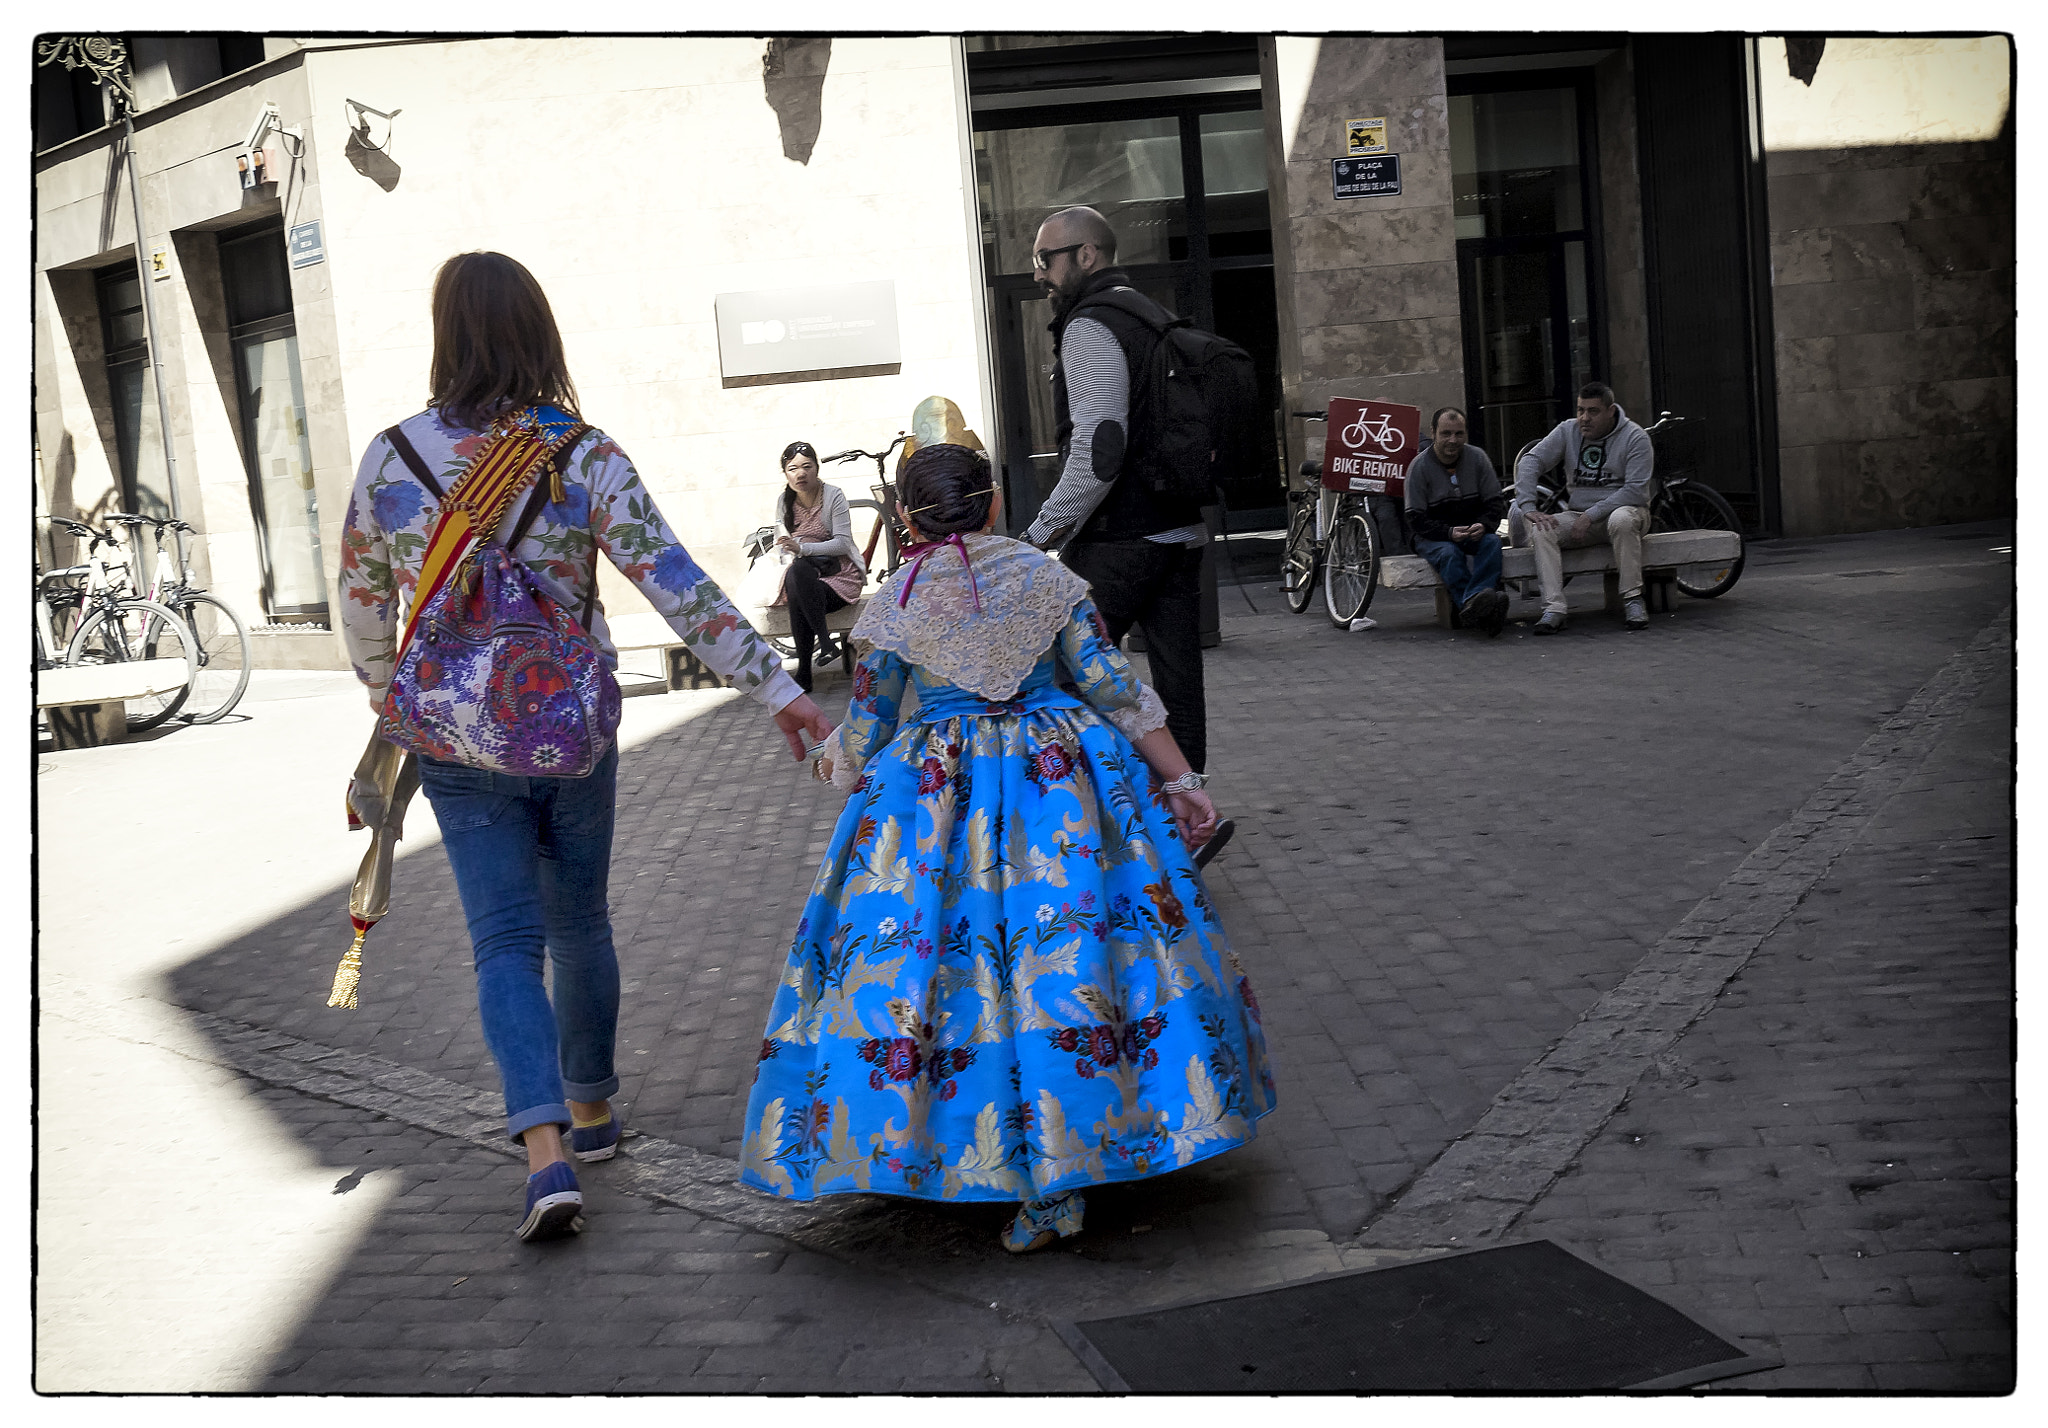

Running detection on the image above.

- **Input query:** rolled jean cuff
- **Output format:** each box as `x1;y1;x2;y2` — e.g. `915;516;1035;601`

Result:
507;1101;571;1143
562;1072;620;1104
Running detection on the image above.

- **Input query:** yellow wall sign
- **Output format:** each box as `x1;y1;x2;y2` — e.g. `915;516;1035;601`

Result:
1346;117;1388;155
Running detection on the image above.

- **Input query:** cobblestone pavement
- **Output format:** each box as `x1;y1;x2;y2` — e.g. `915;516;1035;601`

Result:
1512;641;2014;1391
34;520;2015;1392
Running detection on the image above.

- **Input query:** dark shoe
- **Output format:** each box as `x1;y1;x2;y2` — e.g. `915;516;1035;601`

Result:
570;1108;621;1163
1483;590;1510;637
517;1160;583;1243
1458;590;1491;628
1623;597;1649;630
1532;610;1567;636
1192;817;1235;869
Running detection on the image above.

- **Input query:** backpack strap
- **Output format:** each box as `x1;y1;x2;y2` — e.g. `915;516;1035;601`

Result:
1071;286;1189;337
501;424;601;630
382;424;445;499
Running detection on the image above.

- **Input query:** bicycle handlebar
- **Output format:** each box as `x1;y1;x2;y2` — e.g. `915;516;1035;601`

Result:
821;433;912;467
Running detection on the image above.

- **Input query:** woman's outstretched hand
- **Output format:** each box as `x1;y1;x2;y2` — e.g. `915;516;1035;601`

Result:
773;694;835;761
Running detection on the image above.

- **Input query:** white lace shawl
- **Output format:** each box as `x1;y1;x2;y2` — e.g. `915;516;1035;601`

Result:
851;534;1091;700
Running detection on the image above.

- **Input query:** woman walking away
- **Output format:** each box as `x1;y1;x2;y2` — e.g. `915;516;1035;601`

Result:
768;440;866;691
739;439;1274;1252
341;251;833;1243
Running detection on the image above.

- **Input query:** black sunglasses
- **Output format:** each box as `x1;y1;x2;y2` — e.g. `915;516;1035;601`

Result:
1032;243;1085;272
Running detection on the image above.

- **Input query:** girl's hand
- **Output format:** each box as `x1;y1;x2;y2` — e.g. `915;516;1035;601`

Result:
1166;788;1219;848
775;534;802;556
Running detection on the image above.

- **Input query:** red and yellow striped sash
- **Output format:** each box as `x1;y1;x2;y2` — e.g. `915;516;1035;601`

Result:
399;432;551;650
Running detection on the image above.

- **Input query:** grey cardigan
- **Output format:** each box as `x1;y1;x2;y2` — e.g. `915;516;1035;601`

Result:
776;482;860;563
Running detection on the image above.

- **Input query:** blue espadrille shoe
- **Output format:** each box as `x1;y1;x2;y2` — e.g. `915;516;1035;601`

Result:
517;1159;583;1243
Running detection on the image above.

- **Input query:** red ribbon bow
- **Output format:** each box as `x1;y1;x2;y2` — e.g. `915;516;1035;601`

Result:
896;532;982;614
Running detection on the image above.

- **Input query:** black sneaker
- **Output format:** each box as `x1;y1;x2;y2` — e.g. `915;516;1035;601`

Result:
1193;818;1235;869
1532;610;1567;636
1483;590;1510;637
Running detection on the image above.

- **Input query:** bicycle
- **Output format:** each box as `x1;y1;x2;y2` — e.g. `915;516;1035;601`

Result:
1279;409;1379;628
1510;410;1745;600
43;516;196;732
105;512;252;723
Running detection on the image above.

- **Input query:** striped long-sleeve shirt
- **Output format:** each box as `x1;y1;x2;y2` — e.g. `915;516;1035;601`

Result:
1023;316;1206;551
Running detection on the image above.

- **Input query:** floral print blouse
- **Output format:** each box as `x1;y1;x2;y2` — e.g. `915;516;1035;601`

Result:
339;407;799;716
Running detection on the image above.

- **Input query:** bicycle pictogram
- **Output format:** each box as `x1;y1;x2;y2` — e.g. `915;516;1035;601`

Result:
1340;409;1406;454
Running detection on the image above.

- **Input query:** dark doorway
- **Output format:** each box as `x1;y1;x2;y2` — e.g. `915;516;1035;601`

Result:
219;218;328;622
1450;74;1605;471
972;92;1282;535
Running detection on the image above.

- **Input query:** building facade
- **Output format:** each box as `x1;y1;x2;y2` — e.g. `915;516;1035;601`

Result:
34;32;2013;670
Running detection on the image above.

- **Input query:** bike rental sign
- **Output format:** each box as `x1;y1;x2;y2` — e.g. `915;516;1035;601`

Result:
1321;398;1421;497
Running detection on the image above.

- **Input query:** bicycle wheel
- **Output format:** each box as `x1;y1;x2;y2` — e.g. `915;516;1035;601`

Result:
65;598;196;731
166;593;251;722
1322;510;1379;628
1281;500;1320;614
1653;484;1747;598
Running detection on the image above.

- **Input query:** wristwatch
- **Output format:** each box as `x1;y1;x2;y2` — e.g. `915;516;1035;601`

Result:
1160;770;1208;794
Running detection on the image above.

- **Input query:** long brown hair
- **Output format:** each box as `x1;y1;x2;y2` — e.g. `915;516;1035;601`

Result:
427;252;579;429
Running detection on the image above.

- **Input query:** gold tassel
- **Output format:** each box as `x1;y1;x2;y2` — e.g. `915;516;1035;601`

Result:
549;460;566;506
328;927;366;1010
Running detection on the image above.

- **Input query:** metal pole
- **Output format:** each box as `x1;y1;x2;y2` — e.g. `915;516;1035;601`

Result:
122;111;182;522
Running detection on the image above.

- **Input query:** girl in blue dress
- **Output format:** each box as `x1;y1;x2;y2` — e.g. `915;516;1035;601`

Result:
739;442;1275;1252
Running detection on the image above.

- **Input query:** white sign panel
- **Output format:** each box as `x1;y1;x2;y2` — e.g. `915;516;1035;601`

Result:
714;281;901;379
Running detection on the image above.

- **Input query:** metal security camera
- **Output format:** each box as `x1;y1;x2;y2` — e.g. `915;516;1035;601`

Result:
243;101;280;154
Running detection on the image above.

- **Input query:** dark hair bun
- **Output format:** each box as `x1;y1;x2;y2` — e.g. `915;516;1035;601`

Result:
899;444;994;539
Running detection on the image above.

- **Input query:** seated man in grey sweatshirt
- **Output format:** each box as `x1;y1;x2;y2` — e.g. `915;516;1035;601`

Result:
1512;381;1655;634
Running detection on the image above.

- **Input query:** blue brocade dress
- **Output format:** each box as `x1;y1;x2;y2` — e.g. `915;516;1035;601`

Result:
739;534;1275;1208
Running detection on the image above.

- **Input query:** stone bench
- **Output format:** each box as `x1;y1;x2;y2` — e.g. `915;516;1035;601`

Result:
1379;528;1744;627
37;657;192;748
607;611;728;693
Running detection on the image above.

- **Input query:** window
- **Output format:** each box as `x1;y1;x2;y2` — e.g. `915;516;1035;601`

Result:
95;264;172;518
220;220;328;621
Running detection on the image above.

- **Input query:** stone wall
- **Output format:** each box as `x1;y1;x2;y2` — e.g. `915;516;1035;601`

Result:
1760;38;2014;536
34;36;989;668
1260;36;1464;478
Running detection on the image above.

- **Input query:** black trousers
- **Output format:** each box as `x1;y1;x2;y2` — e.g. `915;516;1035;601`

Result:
782;559;848;668
1061;538;1207;773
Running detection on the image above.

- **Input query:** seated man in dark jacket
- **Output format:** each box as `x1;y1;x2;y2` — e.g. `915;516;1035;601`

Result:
1404;406;1508;637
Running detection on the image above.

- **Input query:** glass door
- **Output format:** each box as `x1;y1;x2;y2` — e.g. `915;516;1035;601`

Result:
973;94;1282;532
236;331;327;617
1451;79;1603;469
220;221;329;621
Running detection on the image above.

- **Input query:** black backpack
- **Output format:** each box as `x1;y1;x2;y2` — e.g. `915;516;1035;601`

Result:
1073;288;1261;505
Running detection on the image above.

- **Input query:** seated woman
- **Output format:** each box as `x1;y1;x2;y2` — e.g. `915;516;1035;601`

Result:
739;440;1275;1253
771;440;866;690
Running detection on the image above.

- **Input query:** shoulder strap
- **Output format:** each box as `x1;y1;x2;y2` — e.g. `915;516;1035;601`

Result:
382;424;444;498
499;424;601;630
1073;287;1188;336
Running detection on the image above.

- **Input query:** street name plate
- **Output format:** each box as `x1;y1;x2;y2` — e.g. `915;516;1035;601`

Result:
714;280;901;379
1332;155;1402;200
288;220;325;268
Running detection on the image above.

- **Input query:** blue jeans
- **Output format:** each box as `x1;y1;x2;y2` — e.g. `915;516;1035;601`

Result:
1414;533;1503;609
418;747;621;1143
